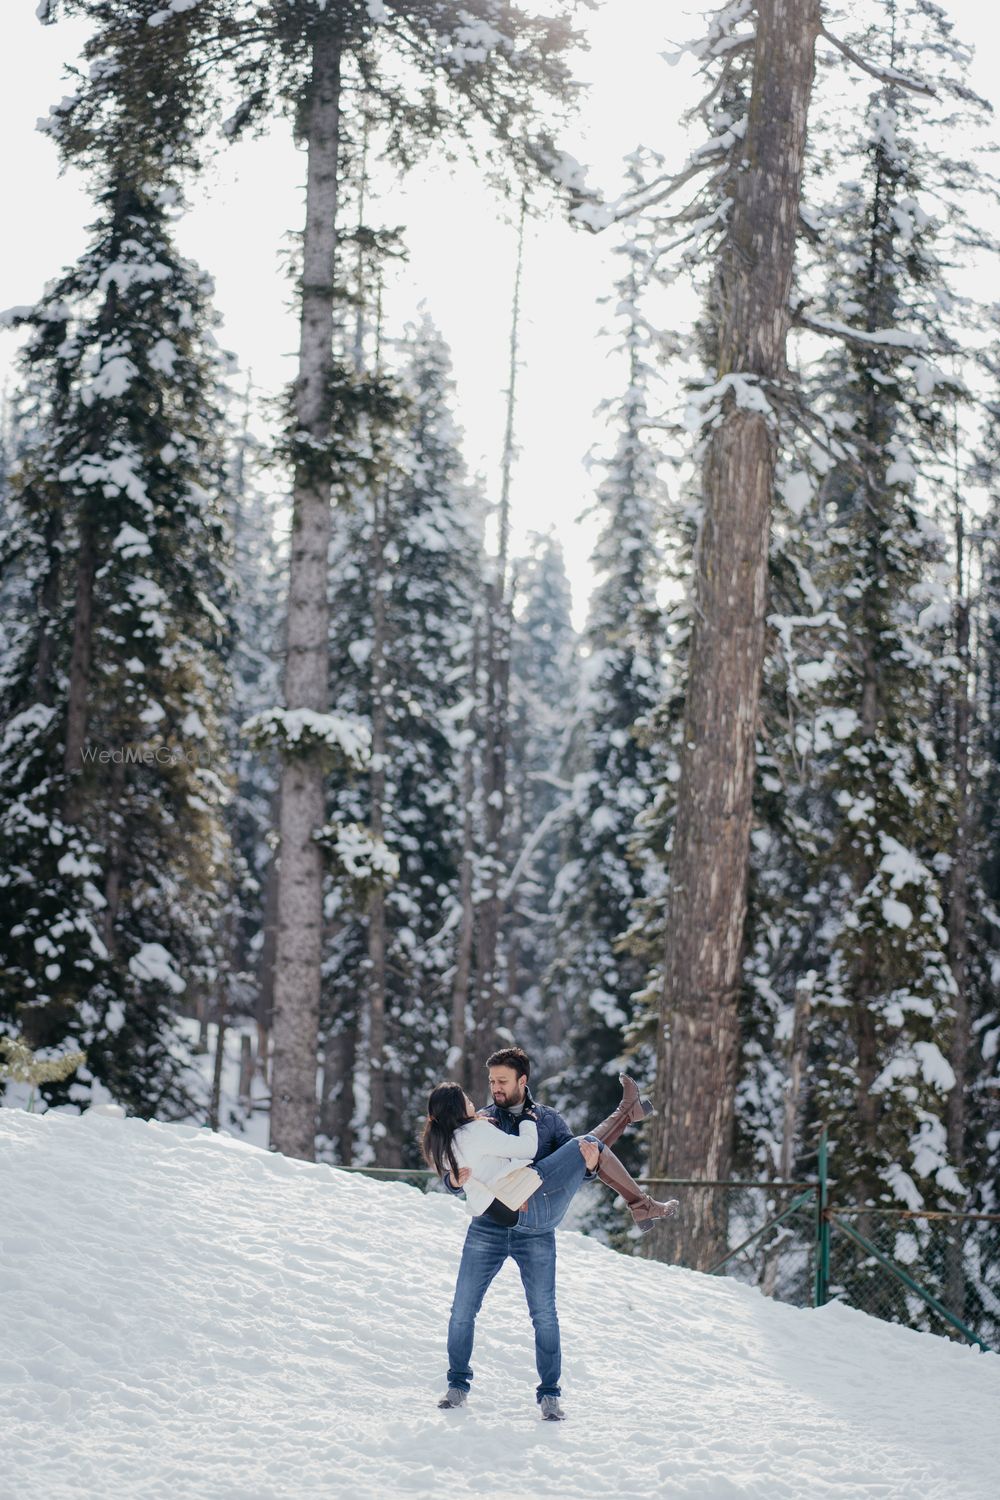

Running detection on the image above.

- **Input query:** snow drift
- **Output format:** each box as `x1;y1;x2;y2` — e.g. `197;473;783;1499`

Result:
2;1107;997;1500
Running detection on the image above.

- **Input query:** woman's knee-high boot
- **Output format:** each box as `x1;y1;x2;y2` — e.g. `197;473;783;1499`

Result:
596;1145;679;1232
589;1074;655;1150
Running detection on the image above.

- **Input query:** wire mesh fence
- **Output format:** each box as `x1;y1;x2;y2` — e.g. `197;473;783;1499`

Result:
826;1208;1000;1351
636;1174;998;1353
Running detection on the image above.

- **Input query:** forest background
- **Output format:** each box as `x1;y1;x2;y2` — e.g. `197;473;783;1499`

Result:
2;0;1000;1336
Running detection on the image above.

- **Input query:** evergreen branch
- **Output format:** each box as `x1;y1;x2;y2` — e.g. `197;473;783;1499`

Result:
608;150;729;227
819;26;937;98
500;796;573;902
791;309;943;355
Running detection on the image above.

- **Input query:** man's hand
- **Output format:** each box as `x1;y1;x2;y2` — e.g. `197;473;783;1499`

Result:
579;1139;600;1172
449;1167;472;1189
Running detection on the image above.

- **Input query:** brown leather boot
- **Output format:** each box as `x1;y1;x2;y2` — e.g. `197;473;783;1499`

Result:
589;1073;656;1150
596;1145;679;1232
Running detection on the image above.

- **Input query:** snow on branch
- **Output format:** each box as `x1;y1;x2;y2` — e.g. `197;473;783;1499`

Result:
501;797;573;902
684;372;777;431
316;821;399;890
793;310;933;354
819;25;937;98
147;0;203;26
242;707;371;766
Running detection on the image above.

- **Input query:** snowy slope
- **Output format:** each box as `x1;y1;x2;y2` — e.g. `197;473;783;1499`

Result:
2;1108;997;1500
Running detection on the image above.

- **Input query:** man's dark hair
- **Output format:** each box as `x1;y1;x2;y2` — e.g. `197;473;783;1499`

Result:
486;1046;530;1080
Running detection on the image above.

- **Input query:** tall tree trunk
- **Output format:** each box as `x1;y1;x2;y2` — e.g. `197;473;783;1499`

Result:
852;572;882;1212
450;620;480;1089
472;577;512;1078
367;484;391;1163
470;205;523;1080
256;784;280;1080
762;974;812;1296
649;0;821;1269
323;1016;358;1164
34;508;62;706
945;483;971;1317
102;750;127;957
269;34;342;1162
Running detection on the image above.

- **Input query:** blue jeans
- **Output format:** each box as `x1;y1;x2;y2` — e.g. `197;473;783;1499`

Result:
516;1135;603;1232
445;1137;602;1401
447;1218;562;1400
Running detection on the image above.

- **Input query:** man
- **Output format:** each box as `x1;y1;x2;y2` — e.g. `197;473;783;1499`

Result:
437;1044;652;1421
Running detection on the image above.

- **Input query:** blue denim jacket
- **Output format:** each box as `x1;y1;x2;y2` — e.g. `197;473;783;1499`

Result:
441;1085;594;1198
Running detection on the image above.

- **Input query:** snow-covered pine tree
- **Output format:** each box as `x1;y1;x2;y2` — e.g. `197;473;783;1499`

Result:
0;8;234;1115
42;0;587;1159
546;219;667;1171
504;532;579;1076
777;0;1000;1225
725;2;1000;1322
219;375;287;1112
958;380;1000;1338
583;0;824;1269
319;315;482;1166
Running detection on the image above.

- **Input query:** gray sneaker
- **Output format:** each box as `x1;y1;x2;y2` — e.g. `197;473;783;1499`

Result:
539;1395;565;1421
437;1387;468;1409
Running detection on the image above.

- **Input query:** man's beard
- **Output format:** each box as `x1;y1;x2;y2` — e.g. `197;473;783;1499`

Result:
493;1086;524;1107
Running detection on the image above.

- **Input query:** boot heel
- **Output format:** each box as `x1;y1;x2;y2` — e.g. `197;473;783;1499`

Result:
640;1096;655;1117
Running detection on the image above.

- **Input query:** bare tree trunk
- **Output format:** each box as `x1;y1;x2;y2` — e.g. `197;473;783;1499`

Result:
945;478;971;1317
450;622;480;1088
323;1018;358;1163
257;781;281;1082
210;904;237;1132
209;1002;227;1131
649;0;821;1270
102;751;126;957
269;35;342;1162
762;975;812;1296
470;205;524;1080
472;578;512;1078
852;601;881;1213
238;1032;254;1104
34;509;62;706
367;485;391;1163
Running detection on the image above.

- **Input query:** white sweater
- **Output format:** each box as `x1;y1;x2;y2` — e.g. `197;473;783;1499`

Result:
449;1117;541;1217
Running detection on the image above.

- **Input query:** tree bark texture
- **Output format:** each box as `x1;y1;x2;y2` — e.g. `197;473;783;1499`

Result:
366;485;391;1163
649;0;821;1270
269;34;341;1162
471;585;511;1081
450;622;480;1089
945;536;972;1314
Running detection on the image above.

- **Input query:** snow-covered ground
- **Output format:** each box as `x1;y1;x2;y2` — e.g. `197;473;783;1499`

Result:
2;1107;997;1500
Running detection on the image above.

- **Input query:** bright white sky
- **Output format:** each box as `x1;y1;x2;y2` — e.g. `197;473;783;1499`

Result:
2;3;999;627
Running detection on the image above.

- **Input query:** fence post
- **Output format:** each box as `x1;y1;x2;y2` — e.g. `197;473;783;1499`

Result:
814;1126;830;1307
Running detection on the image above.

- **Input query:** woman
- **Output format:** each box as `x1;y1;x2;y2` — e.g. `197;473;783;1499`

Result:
421;1076;679;1233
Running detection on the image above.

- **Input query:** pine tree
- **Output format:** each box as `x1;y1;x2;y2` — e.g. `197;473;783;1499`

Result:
504;532;579;1075
0;9;234;1114
43;0;587;1158
220;375;287;1115
959;382;1000;1338
729;0;1000;1316
578;0;824;1267
319;315;483;1165
547;222;667;1167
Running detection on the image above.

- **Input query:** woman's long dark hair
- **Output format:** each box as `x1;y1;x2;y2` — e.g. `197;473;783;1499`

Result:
420;1082;471;1181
